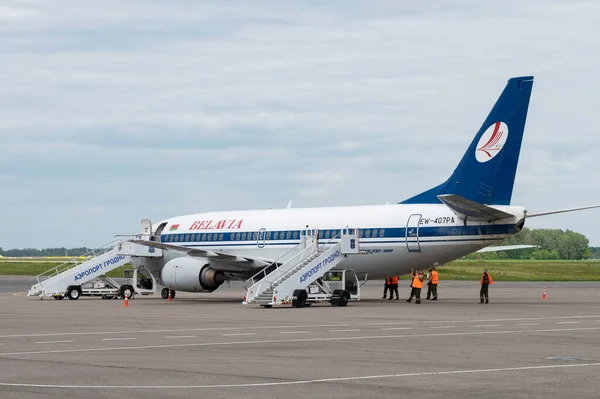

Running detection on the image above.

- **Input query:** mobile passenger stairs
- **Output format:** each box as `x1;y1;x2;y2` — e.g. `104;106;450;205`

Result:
27;238;164;300
243;228;362;308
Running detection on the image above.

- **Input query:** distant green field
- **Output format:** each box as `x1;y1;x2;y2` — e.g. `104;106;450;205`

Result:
2;259;600;281
0;261;127;278
431;260;600;281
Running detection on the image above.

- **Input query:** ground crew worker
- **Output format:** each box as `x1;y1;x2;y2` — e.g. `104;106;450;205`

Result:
389;276;399;300
382;277;391;299
426;267;439;300
480;269;494;304
406;270;424;304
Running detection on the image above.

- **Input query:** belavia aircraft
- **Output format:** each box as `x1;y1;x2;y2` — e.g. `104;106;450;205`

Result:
132;76;600;294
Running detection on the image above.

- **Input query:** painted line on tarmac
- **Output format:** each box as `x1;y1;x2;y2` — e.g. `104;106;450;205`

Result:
516;323;540;326
1;362;600;389
429;326;455;329
2;327;600;357
329;329;360;333
165;336;198;339
381;327;411;331
101;337;137;341
222;333;256;337
34;340;73;344
2;316;600;340
279;331;310;334
0;323;354;339
557;321;580;324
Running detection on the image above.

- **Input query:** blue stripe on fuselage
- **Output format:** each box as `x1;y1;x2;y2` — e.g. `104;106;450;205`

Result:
159;224;516;244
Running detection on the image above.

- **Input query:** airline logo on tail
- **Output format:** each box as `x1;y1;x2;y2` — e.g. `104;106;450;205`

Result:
475;122;508;162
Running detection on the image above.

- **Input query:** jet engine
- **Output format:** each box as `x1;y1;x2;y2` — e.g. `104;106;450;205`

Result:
161;257;227;292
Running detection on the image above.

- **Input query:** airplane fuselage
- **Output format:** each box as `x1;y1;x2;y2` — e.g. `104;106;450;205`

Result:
150;203;526;279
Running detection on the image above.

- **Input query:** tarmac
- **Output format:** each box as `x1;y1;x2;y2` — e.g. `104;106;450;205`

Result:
1;277;600;399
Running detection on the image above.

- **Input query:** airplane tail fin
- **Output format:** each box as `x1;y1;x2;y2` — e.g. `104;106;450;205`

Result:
401;76;534;205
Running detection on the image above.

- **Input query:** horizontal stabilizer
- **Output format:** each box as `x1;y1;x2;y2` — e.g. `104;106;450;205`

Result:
526;204;600;218
476;245;538;253
438;194;515;221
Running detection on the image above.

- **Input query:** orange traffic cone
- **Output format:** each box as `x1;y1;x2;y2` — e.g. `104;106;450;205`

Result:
168;290;172;301
542;287;547;300
123;293;129;307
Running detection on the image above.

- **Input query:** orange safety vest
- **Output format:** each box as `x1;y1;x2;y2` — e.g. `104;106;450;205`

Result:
431;270;439;285
385;278;391;285
480;273;494;285
412;275;424;289
390;276;399;285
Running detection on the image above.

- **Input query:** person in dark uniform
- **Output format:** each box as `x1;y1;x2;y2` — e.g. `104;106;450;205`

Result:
382;277;391;299
389;276;399;300
480;269;494;304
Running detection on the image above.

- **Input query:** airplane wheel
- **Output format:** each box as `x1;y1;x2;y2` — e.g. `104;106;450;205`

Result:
169;290;176;299
161;288;170;299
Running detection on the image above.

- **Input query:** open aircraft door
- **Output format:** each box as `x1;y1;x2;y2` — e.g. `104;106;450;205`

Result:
406;214;422;252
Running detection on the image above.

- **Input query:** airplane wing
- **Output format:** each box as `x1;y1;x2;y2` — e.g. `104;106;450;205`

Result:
437;194;515;221
476;244;538;253
129;239;271;268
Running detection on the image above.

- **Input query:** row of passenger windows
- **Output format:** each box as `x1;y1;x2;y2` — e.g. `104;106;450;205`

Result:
163;228;387;243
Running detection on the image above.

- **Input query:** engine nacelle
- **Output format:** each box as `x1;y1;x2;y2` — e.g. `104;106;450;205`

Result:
161;257;226;292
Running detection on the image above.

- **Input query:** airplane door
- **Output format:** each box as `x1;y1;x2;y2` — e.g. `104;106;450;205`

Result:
257;228;266;248
406;214;422;252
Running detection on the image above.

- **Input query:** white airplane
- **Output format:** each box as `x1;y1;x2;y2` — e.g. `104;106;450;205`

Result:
131;76;600;294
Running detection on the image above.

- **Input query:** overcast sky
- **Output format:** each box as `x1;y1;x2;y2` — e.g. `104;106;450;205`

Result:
1;0;600;249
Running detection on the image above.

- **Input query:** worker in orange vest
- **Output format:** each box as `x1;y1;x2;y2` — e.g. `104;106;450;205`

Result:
382;277;391;299
480;269;494;304
389;276;399;300
406;270;424;304
426;267;439;300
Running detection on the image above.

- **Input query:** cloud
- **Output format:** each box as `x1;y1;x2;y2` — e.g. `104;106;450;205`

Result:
1;0;600;248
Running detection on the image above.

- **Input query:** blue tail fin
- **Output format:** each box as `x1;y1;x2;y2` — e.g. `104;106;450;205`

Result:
400;76;534;205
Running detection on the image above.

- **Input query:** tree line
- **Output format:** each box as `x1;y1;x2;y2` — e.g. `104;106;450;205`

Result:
0;247;94;257
465;227;596;260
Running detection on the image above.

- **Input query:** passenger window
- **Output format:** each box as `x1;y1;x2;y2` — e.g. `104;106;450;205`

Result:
286;231;291;239
365;229;370;238
242;232;247;240
372;229;377;237
207;233;213;241
267;232;272;239
253;232;258;240
236;233;241;241
380;229;385;237
273;231;279;240
219;233;224;241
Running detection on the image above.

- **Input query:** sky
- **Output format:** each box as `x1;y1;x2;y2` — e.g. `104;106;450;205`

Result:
1;0;600;249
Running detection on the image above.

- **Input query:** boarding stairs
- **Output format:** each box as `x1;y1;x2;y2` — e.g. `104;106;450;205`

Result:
27;239;162;298
243;228;359;307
